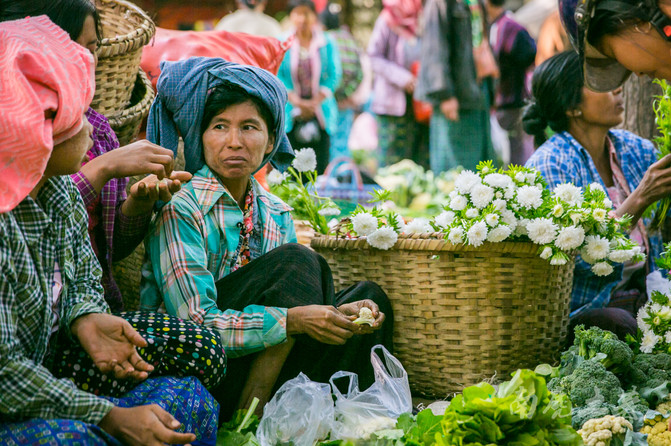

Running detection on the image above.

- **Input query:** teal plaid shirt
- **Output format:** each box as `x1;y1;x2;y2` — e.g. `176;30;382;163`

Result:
140;165;297;358
0;177;113;423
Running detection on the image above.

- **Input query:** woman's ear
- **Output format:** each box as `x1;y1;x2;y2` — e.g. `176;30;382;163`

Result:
265;134;276;155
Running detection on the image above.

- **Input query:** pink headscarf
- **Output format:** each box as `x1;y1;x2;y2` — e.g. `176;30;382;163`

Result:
381;0;423;39
0;15;95;213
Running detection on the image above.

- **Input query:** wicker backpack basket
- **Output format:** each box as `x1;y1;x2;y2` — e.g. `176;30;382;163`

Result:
310;233;574;397
92;0;155;117
107;68;155;146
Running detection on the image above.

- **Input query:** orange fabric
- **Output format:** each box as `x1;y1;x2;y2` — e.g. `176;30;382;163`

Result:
140;28;292;90
0;15;95;213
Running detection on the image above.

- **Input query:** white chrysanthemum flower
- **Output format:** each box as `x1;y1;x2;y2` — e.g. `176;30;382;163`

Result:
318;205;341;217
637;307;648;331
651;303;664;314
659;307;671;320
591;261;614;276
552;204;564;218
514;172;526;183
292;148;317;172
454;170;481;194
351;212;378;236
665;331;671;344
487;225;511;242
495;191;503;199
550;255;568;266
514;218;529;236
608;249;635;263
570;212;584;225
450;194;468;211
448;226;464;244
588;183;605;194
641;331;660;354
435;211;456;229
554;226;586;251
517;185;544;210
603;198;613;209
504;185;516;200
526;218;558;245
492;199;507;212
266;169;288;186
553;184;583;205
366;226;398;250
470;184;495;209
592;208;607;222
501;210;517;231
540;247;553;259
467;221;488;247
485;213;500;227
526;172;538;184
484;173;512;189
404;217;433;234
465;208;479;219
584;235;611;260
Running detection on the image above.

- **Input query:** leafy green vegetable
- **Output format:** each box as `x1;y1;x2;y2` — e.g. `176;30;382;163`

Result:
649;79;671;229
216;398;261;446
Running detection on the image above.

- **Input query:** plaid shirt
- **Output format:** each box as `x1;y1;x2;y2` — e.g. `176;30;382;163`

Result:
526;129;664;317
70;108;151;311
140;165;297;358
0;176;113;423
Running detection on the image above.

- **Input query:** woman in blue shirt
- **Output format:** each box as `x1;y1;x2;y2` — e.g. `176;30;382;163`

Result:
523;51;671;342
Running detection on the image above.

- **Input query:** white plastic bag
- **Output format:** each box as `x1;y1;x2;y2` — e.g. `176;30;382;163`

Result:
329;345;412;440
647;270;671;298
256;373;334;446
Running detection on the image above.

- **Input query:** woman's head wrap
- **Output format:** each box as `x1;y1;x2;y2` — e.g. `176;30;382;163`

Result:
146;57;294;175
381;0;423;39
0;15;95;213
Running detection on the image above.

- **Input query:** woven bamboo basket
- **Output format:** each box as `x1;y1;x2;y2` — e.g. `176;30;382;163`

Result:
108;68;154;146
93;0;155;117
310;233;574;397
294;221;316;247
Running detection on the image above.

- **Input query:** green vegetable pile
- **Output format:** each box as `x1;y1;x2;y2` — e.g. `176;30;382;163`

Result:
650;79;671;229
542;325;671;431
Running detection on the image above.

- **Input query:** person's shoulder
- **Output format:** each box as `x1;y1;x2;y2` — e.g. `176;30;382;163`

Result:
609;128;653;148
253;180;292;214
526;133;580;170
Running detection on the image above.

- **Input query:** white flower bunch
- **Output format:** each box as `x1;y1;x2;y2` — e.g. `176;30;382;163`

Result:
636;290;671;354
267;148;340;235
347;207;403;250
431;161;645;274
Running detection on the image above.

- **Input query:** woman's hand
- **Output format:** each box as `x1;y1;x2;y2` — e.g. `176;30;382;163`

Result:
99;405;196;446
440;98;459;121
338;300;385;335
121;171;192;217
618;154;671;223
70;313;153;380
80;140;176;193
287;305;361;345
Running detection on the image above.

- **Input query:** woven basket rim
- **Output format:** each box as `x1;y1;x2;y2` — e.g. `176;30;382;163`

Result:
311;232;554;254
97;0;155;55
107;69;154;128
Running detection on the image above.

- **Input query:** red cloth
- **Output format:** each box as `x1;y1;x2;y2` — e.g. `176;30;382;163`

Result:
381;0;423;39
140;28;292;91
0;15;95;213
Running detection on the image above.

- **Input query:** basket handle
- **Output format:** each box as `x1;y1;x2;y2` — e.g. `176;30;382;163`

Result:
320;156;364;191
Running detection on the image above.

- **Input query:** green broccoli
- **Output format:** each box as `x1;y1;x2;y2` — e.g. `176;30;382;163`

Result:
573;325;634;375
624;353;671;406
570;400;617;429
564;360;623;407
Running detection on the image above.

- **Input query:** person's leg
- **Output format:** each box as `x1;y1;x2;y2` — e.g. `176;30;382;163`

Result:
104;376;219;446
565;307;637;345
429;110;458;174
0;419;121;445
331;108;354;160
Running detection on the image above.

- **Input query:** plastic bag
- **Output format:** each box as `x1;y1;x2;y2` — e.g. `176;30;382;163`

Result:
329;345;412;440
256;373;334;446
647;270;671;298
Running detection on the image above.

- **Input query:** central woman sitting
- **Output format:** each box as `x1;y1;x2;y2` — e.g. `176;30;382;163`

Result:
140;57;393;419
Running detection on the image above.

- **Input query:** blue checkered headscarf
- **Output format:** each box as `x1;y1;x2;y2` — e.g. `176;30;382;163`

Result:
147;57;294;174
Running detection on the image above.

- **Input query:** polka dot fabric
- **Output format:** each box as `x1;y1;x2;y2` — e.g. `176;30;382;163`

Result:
49;312;226;397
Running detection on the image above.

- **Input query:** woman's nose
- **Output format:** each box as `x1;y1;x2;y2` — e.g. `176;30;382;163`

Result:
225;128;243;148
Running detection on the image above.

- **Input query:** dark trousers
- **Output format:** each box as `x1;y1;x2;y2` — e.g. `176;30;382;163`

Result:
208;243;394;420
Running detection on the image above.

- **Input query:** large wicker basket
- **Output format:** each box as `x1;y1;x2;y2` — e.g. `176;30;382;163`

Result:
311;233;574;397
108;68;154;146
93;0;155;117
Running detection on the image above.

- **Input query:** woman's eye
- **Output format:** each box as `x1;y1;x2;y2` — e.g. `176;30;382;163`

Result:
243;125;257;131
213;124;226;130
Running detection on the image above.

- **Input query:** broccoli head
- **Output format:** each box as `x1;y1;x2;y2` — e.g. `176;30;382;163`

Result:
626;353;671;389
565;360;623;407
573;325;634;375
570;400;617;430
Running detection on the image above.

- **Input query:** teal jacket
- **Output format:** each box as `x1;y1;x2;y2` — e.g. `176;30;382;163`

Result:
279;28;342;136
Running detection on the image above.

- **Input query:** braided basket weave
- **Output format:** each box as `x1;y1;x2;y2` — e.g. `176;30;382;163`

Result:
311;233;574;397
107;68;154;147
92;0;155;117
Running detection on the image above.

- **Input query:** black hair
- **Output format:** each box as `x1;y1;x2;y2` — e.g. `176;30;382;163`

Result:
586;0;652;49
319;3;341;30
0;0;102;41
288;0;317;14
201;84;275;139
522;51;584;147
239;0;266;9
488;0;506;7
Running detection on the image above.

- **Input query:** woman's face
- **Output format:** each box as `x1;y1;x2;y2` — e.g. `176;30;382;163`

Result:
45;115;94;177
598;24;671;81
202;101;274;183
75;14;98;68
573;87;625;129
290;6;317;33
